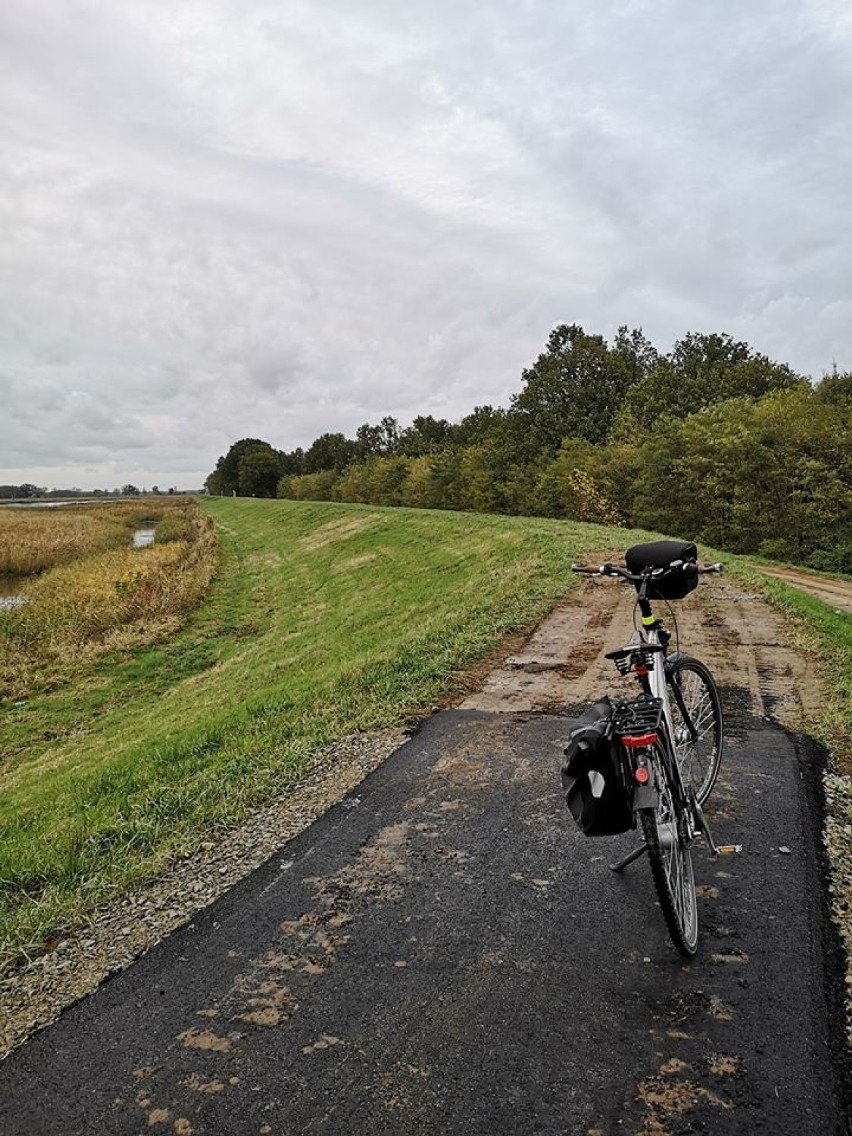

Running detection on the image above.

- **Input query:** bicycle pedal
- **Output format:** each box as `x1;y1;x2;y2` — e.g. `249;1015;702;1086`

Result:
717;844;742;854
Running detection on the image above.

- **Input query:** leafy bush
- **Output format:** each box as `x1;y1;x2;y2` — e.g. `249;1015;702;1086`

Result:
806;545;852;575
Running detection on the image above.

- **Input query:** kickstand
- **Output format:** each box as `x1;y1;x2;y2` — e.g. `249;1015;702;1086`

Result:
609;844;647;872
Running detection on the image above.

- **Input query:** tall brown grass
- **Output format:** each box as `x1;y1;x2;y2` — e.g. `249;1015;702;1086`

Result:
0;500;218;699
0;510;119;575
0;500;181;576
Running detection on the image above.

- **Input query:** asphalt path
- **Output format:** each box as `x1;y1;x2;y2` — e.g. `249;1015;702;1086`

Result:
0;693;848;1134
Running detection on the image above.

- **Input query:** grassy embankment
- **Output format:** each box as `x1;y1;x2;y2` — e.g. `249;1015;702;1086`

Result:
0;498;654;968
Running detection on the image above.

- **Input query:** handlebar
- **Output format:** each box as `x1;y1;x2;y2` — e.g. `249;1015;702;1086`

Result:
571;560;723;583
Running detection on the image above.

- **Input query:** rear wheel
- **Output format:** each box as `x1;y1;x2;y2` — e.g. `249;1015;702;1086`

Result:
640;747;699;957
668;655;723;804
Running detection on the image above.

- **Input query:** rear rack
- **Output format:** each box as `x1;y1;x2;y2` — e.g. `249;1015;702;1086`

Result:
611;697;663;738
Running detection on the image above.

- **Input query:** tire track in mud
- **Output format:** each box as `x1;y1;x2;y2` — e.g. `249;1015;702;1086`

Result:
462;572;825;730
460;577;627;713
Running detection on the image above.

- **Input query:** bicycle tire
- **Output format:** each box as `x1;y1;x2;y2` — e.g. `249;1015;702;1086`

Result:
668;655;723;805
640;745;699;956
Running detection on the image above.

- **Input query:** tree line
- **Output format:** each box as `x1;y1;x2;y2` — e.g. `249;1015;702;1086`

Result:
205;325;852;572
0;485;182;500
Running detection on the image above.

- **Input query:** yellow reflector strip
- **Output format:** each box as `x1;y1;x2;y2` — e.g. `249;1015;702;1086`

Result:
641;615;656;626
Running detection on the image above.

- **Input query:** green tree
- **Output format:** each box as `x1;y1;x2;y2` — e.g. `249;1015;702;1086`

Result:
334;456;403;505
611;326;660;387
449;405;507;448
401;456;441;508
0;484;45;499
621;332;803;429
535;438;620;522
428;448;464;511
364;455;409;505
815;369;852;408
628;386;852;562
303;433;358;473
278;469;339;501
355;422;383;458
398;415;451;456
511;323;640;453
355;417;400;459
206;438;285;496
238;447;286;497
280;447;306;476
456;443;510;514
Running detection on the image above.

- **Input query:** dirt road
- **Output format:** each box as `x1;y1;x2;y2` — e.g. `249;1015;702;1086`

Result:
0;573;848;1133
751;564;852;615
461;572;825;725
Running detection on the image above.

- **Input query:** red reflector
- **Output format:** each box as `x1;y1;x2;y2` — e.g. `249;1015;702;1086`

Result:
634;766;651;784
621;732;659;748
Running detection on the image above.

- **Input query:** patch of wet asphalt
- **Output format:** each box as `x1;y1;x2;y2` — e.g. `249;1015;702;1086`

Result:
0;706;848;1135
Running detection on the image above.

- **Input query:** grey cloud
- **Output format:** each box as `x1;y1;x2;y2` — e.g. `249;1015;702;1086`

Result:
1;0;850;487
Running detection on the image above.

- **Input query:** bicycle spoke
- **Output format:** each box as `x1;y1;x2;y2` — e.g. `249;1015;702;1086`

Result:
640;743;699;956
670;657;723;805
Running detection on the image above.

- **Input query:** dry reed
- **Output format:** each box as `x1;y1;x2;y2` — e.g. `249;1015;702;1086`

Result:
0;500;182;576
0;510;119;575
0;500;218;699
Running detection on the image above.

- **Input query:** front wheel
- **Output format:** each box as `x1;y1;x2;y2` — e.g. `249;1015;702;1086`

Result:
640;750;699;956
667;655;723;804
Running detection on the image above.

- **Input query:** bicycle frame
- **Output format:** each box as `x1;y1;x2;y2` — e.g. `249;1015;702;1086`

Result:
639;625;674;743
606;580;678;759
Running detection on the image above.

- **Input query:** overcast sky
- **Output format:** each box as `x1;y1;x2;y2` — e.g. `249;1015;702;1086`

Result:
1;0;850;489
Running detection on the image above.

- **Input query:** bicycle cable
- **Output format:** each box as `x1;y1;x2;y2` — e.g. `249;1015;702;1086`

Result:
664;597;680;655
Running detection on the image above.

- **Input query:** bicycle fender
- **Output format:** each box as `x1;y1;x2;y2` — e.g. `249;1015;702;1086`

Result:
633;784;659;810
663;650;688;677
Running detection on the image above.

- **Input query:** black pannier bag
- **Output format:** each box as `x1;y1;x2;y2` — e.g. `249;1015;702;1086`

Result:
625;540;698;600
561;697;635;836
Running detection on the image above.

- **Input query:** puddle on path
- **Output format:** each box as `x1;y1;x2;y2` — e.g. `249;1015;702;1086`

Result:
133;529;156;549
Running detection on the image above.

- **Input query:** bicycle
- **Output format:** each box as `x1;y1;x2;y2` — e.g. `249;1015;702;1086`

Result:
565;540;739;956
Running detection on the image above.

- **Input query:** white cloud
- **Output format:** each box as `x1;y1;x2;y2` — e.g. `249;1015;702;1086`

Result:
1;0;851;487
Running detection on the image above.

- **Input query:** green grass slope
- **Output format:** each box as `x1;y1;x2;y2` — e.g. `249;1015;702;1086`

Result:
0;498;653;966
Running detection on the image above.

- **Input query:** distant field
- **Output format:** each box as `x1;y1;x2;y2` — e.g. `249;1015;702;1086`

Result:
0;498;654;967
